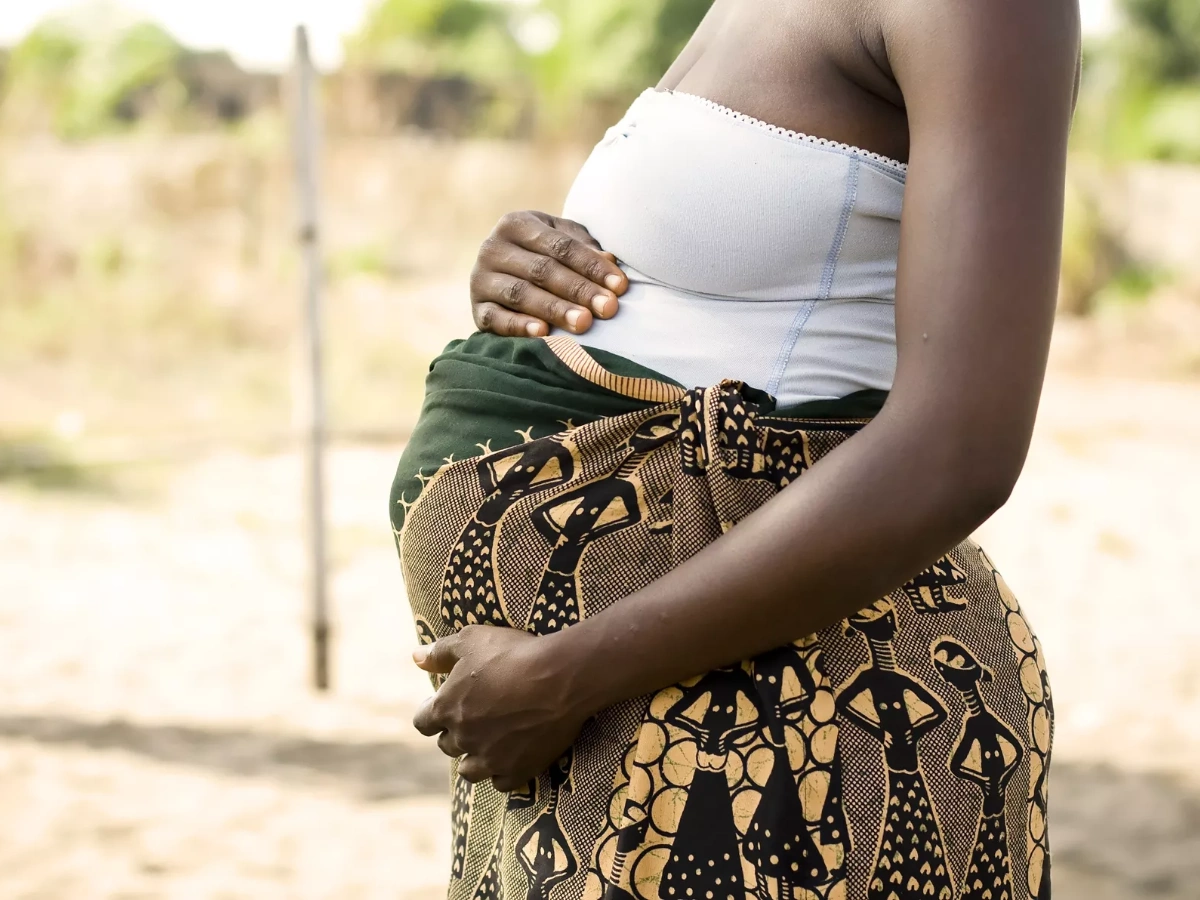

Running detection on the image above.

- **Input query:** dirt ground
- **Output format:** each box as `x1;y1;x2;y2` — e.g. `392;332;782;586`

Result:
1;367;1199;899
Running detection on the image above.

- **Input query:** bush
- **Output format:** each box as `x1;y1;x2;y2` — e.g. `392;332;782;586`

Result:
1;14;183;138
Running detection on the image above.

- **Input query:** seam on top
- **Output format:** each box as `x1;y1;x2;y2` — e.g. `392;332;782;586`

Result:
766;156;860;395
820;158;860;300
659;89;908;181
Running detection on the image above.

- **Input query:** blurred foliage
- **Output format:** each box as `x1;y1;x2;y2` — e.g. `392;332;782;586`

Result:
2;10;184;138
344;0;516;80
346;0;713;131
1065;0;1199;315
0;0;1195;153
1076;0;1200;163
0;432;107;493
1118;0;1200;83
0;0;716;138
1060;171;1124;316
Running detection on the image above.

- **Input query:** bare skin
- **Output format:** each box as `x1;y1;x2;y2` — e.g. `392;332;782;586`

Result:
420;0;1082;793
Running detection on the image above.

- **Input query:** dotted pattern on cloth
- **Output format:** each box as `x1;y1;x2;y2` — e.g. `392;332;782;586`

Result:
397;382;1052;900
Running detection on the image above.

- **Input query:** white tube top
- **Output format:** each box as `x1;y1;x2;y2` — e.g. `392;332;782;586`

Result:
560;88;907;406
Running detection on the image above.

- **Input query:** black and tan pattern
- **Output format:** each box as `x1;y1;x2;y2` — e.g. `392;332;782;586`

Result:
392;333;1054;900
931;638;1023;900
837;601;954;900
904;557;969;614
984;551;1053;899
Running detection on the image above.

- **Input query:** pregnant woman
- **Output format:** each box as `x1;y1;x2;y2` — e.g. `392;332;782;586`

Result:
392;1;1078;899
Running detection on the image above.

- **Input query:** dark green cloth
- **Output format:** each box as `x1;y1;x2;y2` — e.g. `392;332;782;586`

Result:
390;332;887;530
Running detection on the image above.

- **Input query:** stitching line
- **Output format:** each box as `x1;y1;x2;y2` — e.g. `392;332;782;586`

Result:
766;156;860;395
663;90;908;179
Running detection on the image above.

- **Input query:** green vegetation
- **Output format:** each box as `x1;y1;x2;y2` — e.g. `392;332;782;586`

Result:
0;432;108;492
2;13;183;138
348;0;712;86
345;0;713;133
3;0;1196;156
344;0;513;78
1077;0;1200;163
1060;0;1200;314
0;0;716;138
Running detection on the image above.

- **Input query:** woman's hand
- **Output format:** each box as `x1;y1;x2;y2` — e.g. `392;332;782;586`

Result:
411;625;588;792
470;211;627;338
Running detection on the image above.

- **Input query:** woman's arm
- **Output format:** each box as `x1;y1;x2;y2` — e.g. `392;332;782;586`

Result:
414;0;1080;790
549;0;1081;712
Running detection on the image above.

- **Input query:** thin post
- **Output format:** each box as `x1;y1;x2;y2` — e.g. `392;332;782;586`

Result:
291;25;331;691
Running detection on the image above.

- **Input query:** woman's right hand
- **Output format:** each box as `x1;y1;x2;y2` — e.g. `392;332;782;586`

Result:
470;211;627;337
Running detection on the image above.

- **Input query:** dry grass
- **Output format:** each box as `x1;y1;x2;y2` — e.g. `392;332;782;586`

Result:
0;132;585;451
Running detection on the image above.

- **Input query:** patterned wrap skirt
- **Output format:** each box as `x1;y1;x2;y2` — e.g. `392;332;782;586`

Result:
391;333;1053;900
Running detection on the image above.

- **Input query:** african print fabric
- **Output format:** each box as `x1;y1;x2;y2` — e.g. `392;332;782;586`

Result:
391;333;1053;900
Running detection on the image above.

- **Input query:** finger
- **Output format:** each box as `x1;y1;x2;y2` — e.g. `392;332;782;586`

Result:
474;272;594;334
549;223;627;301
514;221;626;297
544;215;604;250
413;634;463;675
492;246;618;319
412;696;444;737
546;219;625;281
502;211;604;254
472;301;548;338
437;730;465;758
458;755;491;784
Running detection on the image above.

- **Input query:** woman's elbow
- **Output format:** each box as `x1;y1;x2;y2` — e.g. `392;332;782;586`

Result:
941;446;1025;526
966;468;1019;521
872;397;1033;529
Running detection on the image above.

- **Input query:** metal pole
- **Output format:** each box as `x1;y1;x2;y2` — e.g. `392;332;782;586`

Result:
291;25;331;691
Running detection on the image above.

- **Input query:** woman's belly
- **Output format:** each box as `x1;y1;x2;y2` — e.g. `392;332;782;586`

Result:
565;264;899;406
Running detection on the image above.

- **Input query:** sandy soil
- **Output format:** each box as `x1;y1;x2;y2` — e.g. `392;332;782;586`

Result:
1;373;1198;899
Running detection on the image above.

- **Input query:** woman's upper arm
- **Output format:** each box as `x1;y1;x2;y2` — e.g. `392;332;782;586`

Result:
879;0;1080;492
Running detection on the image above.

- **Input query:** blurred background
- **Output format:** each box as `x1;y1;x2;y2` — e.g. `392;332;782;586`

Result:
0;0;1197;897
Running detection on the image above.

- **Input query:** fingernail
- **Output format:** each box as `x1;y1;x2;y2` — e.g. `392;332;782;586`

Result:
593;295;614;317
525;321;542;337
605;274;623;291
566;309;583;331
412;646;429;664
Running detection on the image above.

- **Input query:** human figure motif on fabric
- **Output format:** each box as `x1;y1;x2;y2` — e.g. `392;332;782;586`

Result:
516;750;579;900
442;434;576;880
442;435;577;633
660;668;763;900
931;638;1023;900
744;646;828;899
836;600;954;900
526;412;679;635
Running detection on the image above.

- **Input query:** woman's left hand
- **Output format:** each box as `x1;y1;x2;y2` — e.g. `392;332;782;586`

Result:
411;625;589;792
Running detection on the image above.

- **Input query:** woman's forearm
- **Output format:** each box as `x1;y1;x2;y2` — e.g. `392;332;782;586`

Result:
547;403;1015;718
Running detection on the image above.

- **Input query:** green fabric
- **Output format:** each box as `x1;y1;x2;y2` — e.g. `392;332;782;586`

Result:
390;332;888;529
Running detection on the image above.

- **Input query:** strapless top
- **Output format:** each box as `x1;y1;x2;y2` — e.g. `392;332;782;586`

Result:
560;88;907;405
